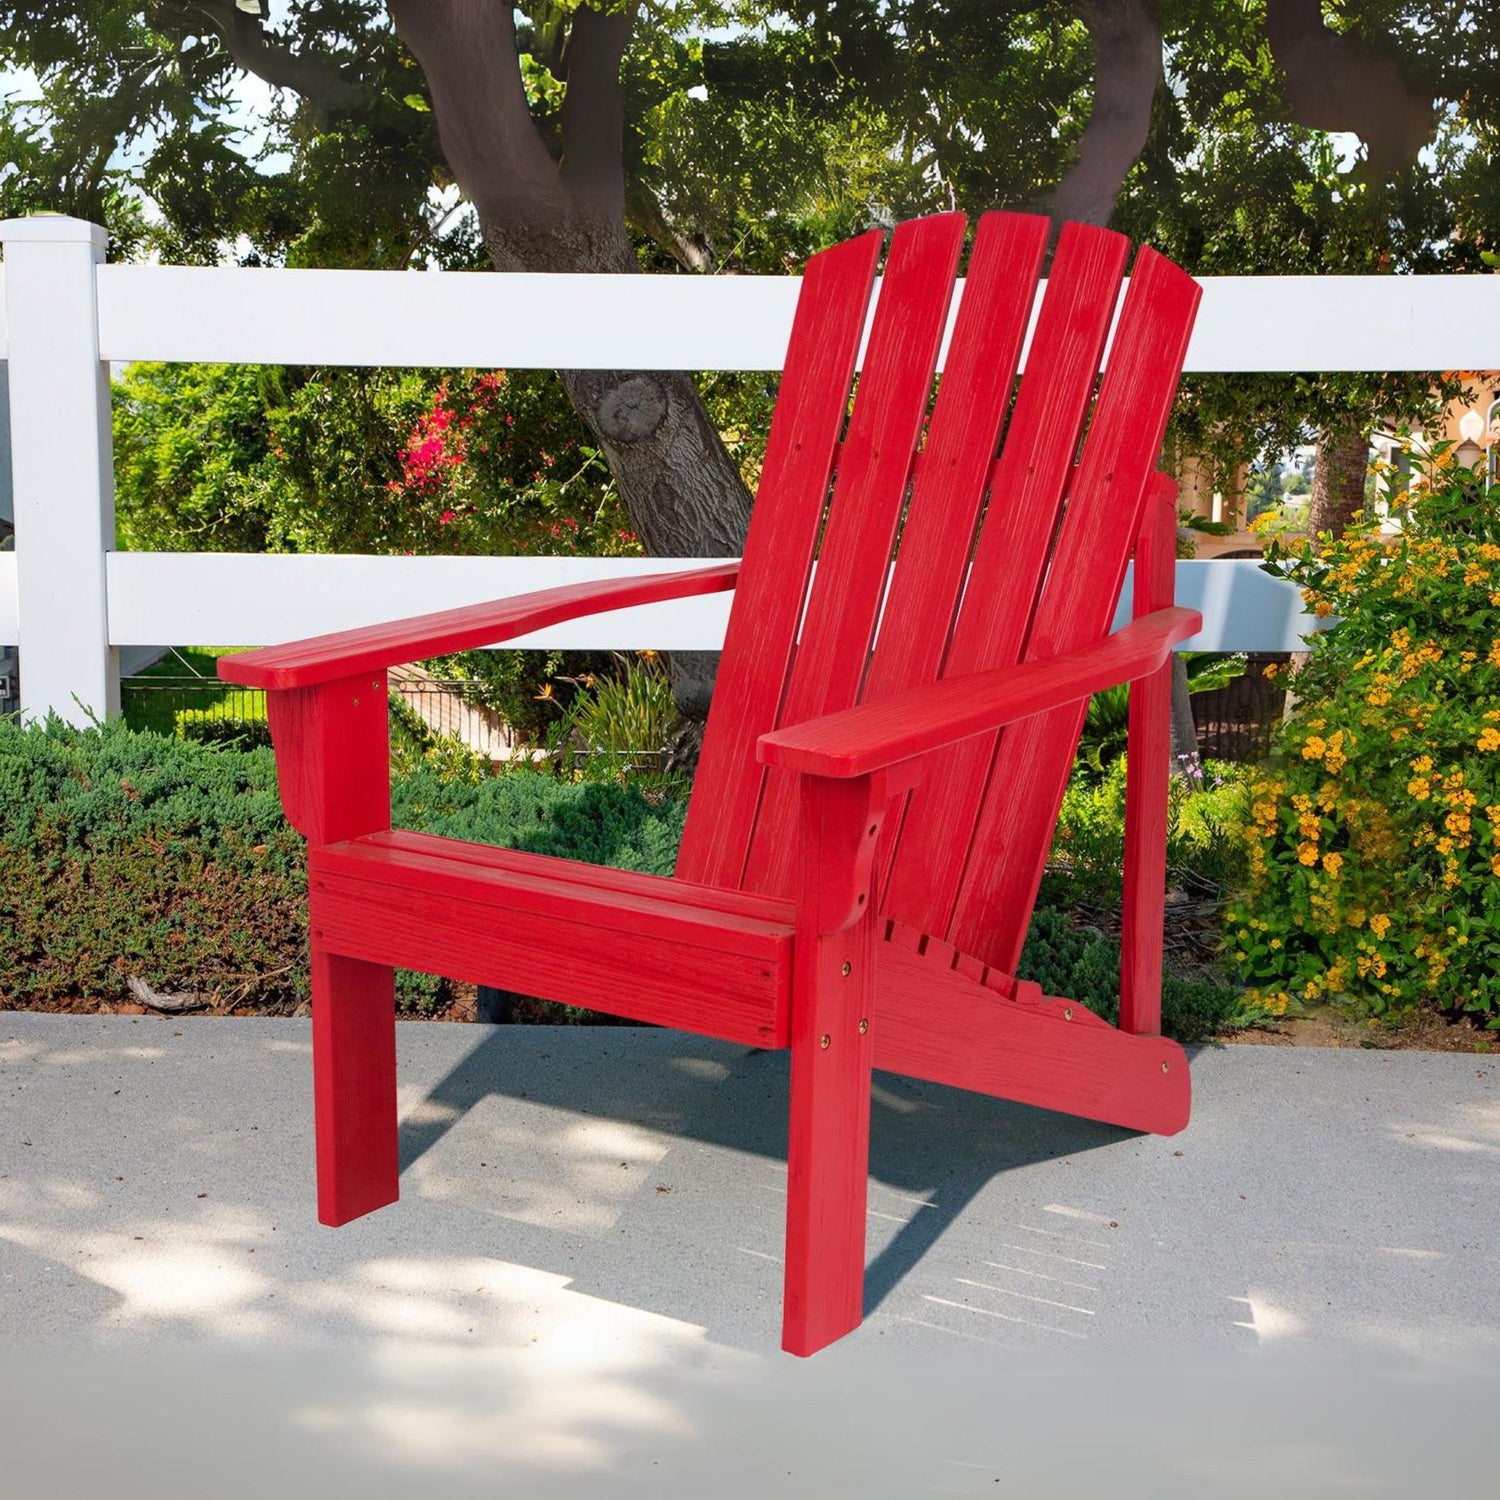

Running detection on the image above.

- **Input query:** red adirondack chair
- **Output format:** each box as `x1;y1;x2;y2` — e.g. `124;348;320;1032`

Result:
221;211;1202;1356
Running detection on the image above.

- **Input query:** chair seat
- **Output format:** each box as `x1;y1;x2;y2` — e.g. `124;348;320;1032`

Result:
308;830;795;1046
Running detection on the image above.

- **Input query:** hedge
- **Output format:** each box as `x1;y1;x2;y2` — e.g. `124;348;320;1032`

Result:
0;718;1241;1039
0;718;683;1014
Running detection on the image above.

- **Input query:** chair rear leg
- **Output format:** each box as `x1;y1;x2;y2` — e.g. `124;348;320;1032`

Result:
782;918;876;1356
311;949;399;1226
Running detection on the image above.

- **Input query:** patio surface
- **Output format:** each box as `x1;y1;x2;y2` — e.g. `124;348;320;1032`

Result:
2;1013;1497;1497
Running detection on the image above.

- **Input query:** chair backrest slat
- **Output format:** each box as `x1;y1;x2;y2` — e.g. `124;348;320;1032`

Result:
947;248;1201;971
676;229;883;891
680;213;1199;981
740;212;967;900
860;212;1048;730
880;222;1130;935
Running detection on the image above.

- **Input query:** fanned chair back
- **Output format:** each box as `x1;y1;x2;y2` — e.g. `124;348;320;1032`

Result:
676;212;1200;976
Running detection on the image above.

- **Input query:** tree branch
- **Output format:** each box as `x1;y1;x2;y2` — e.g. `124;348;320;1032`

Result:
559;6;630;219
1265;0;1436;178
1050;0;1163;227
186;0;372;111
387;0;565;225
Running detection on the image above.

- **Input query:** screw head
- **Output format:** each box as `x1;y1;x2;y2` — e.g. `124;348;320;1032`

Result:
841;961;852;977
820;1034;831;1050
1161;1060;1170;1074
1063;1006;1074;1021
858;1018;869;1035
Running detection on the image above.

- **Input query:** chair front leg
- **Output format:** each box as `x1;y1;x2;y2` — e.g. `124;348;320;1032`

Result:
310;949;399;1225
266;675;399;1224
782;772;895;1356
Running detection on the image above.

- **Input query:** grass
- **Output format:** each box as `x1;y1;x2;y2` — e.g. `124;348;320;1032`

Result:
121;647;265;738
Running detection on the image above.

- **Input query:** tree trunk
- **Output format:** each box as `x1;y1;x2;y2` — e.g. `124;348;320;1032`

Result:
1286;415;1370;701
1308;415;1370;540
1050;0;1163;228
389;1;752;717
1169;654;1202;785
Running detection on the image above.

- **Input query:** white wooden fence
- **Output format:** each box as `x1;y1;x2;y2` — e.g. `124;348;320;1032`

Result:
3;212;1498;725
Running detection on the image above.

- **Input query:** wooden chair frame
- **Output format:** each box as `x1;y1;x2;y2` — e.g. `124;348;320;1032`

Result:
223;212;1202;1355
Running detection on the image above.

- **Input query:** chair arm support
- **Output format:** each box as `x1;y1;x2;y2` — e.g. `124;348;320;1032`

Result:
757;605;1201;779
218;563;741;690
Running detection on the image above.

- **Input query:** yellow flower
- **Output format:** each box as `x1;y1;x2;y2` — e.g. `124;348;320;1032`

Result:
1479;727;1500;752
1302;735;1327;761
1297;842;1320;866
1407;778;1431;801
1322;851;1344;877
1410;755;1434;774
1369;913;1391;938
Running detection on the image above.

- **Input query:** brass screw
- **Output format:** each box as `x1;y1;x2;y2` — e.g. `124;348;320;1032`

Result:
820;1034;831;1050
1161;1060;1170;1074
351;697;359;707
841;961;852;977
1063;1006;1074;1021
858;1018;869;1035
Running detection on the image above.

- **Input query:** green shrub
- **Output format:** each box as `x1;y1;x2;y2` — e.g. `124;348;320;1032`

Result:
0;719;1241;1042
1228;453;1500;1026
1047;756;1250;903
174;705;273;750
1019;907;1248;1044
0;718;684;1015
543;652;683;789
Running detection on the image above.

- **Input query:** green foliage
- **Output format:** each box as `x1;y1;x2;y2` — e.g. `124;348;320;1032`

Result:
1019;907;1249;1044
173;705;272;751
0;716;304;1010
1228;454;1500;1025
1079;654;1249;775
112;364;280;552
544;652;683;787
1048;755;1251;904
419;648;615;748
113;363;634;559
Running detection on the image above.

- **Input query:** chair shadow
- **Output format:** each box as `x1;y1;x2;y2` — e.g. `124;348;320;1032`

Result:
396;1028;1203;1327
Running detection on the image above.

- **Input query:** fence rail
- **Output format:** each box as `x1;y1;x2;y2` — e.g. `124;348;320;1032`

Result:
3;212;1495;725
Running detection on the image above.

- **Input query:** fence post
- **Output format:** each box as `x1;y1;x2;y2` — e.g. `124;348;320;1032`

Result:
0;214;118;725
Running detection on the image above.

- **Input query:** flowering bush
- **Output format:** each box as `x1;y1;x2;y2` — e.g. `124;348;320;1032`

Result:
1228;453;1500;1026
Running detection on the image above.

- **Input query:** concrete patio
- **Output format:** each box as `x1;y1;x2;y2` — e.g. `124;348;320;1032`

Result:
2;1012;1496;1497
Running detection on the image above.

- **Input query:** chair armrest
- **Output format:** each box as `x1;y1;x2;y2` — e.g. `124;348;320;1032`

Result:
757;605;1201;779
218;562;740;690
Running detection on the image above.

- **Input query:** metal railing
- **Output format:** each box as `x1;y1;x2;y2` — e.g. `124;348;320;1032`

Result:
122;675;519;761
